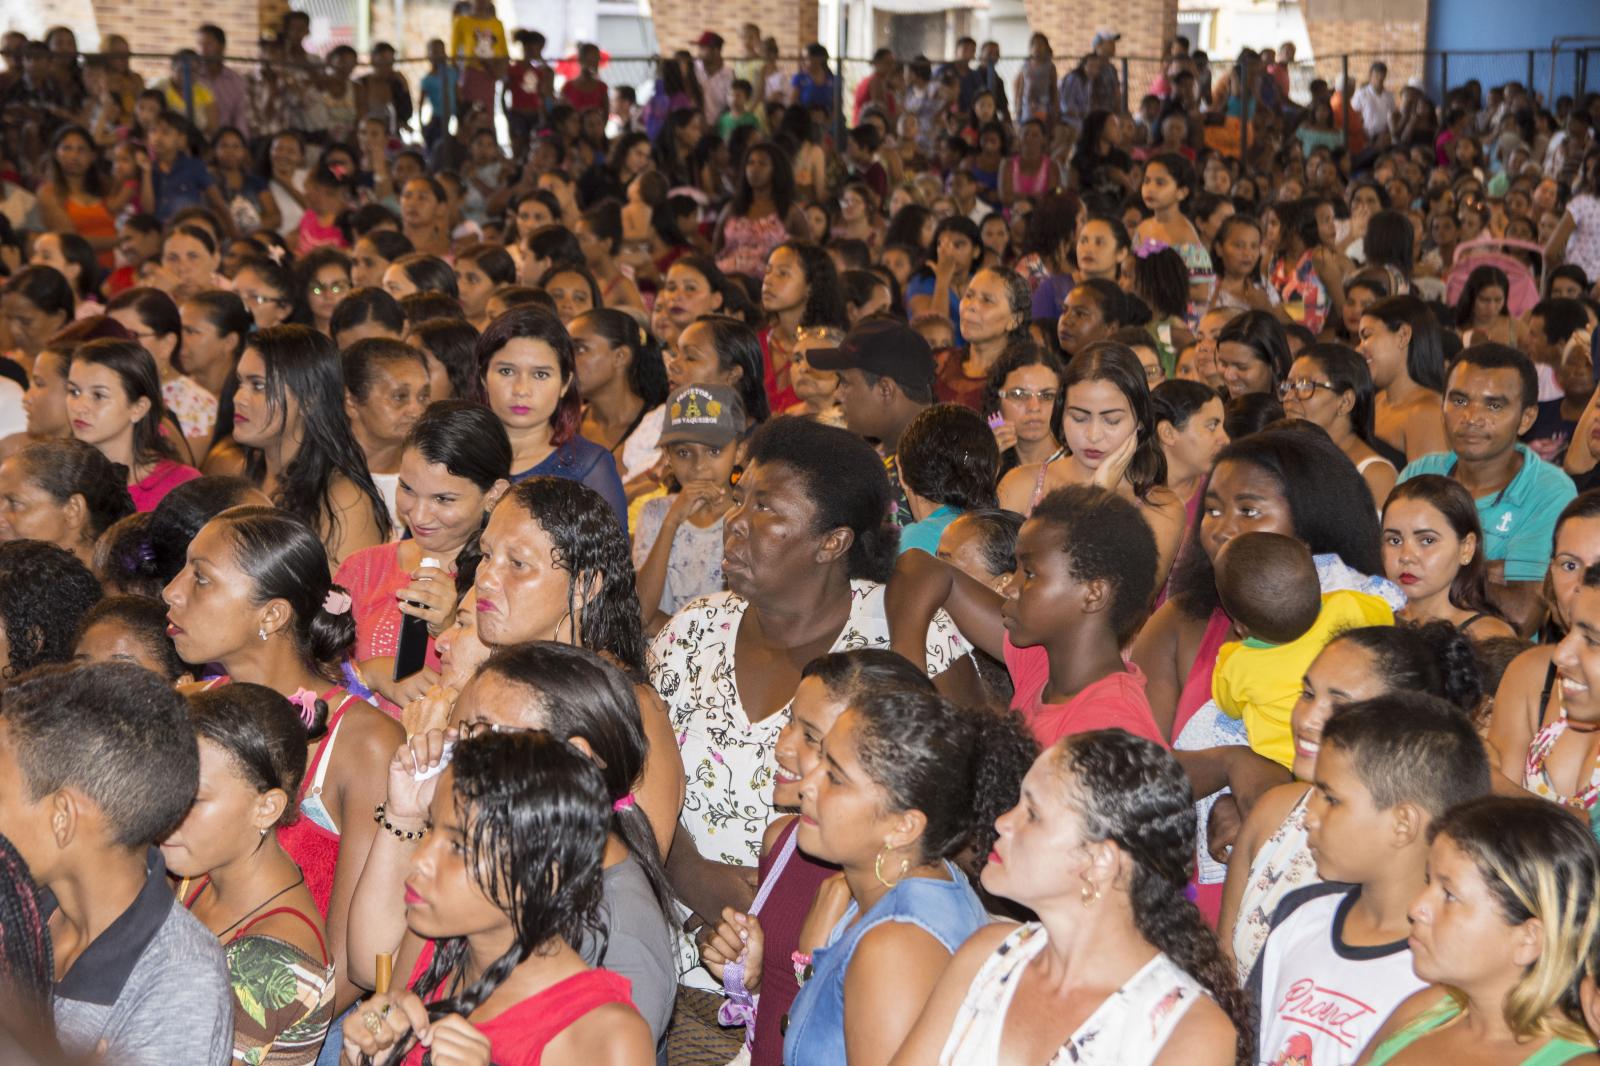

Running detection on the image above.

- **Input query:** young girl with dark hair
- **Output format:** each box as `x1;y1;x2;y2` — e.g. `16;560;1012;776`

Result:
1128;244;1197;375
336;400;511;713
451;242;516;330
340;730;654;1065
571;308;670;478
1135;152;1215;308
1208;214;1277;315
714;141;809;280
760;241;848;413
232;324;391;566
67;337;200;510
107;285;217;450
475;305;627;528
984;340;1066;478
1382;475;1516;639
1359;293;1449;461
163;683;336;1065
164;506;403;1010
895;730;1250;1065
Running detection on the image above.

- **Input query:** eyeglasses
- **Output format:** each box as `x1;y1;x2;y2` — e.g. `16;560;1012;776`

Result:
310;281;349;298
237;290;289;308
999;387;1059;404
1277;378;1339;400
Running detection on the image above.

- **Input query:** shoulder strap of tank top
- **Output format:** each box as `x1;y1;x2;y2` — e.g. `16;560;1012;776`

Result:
232;905;331;965
750;828;799;917
1540;659;1559;724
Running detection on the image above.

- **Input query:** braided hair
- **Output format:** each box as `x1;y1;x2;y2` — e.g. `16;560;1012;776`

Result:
1055;730;1254;1062
0;833;51;1042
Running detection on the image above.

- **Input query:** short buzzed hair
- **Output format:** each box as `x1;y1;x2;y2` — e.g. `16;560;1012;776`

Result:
1321;691;1490;818
2;663;199;847
1453;342;1538;409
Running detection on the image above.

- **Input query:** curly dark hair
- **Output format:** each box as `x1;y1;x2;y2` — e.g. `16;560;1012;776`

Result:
0;540;101;676
1057;730;1254;1062
404;730;611;1056
745;416;898;582
74;595;187;682
0;830;51;1043
1031;485;1158;642
11;439;135;548
772;242;848;331
497;479;646;675
851;688;1037;876
1332;621;1485;714
897;404;999;512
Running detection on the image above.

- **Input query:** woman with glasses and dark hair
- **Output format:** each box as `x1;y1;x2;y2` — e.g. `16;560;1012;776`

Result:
1278;342;1401;509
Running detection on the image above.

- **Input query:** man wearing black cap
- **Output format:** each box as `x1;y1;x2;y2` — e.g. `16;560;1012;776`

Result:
808;317;936;528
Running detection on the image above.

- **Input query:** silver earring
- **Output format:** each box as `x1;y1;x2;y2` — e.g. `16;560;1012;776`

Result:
258;626;268;642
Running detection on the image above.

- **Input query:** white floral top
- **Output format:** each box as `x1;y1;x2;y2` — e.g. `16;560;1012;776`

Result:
1231;788;1316;982
164;374;218;441
939;923;1204;1066
647;580;969;868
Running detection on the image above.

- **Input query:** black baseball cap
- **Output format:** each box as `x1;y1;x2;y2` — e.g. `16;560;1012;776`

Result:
807;318;936;397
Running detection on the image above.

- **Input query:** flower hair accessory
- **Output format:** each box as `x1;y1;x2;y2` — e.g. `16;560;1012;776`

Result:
287;688;321;729
612;793;637;813
323;589;352;615
263;243;286;265
1134;237;1170;259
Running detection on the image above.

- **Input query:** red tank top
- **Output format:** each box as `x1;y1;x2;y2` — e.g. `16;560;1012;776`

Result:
276;691;362;917
402;941;635;1066
751;819;838;1066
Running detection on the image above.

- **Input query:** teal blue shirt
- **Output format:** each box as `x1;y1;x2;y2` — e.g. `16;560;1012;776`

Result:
898;505;961;556
1398;443;1576;582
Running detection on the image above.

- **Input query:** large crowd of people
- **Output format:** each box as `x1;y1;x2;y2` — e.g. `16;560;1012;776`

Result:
0;8;1599;1066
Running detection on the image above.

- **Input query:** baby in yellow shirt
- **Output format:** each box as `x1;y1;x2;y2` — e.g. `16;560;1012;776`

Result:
1212;533;1395;768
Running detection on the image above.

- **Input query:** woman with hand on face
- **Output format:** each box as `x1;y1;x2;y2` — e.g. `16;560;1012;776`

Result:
983;341;1065;479
233;325;391;568
1382;475;1517;639
700;650;932;1066
349;643;678;1052
476;305;628;531
339;730;654;1066
1279;342;1400;507
778;688;1035;1066
163;506;403;1011
1215;623;1483;980
891;731;1250;1066
906;217;982;345
67;337;200;511
163;684;336;1066
336;401;510;715
1358;797;1600;1066
0;438;134;568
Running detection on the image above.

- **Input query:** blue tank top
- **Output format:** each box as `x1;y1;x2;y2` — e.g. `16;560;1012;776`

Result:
781;862;987;1066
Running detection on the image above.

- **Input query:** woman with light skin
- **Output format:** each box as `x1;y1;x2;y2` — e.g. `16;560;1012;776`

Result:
164;506;402;1013
999;343;1188;586
107;286;216;455
1074;214;1130;284
67;338;200;511
1151;379;1228;522
1356;797;1600;1066
983;342;1065;479
350;231;414;291
947;268;1031;409
656;256;727;354
1381;475;1516;639
232;257;297;331
1358;294;1449;462
295;248;353;337
1279;343;1398;507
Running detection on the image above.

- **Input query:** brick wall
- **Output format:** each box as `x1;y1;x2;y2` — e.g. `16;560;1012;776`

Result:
647;0;819;64
1021;0;1177;69
1297;0;1430;87
86;0;273;79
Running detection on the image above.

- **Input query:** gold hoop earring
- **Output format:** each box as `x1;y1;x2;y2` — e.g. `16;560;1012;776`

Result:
875;848;909;889
1080;876;1101;908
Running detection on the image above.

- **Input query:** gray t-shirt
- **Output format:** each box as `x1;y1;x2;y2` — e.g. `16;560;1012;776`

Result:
51;853;233;1066
632;497;727;616
591;856;676;1049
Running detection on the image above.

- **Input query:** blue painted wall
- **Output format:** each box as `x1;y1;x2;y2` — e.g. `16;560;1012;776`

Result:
1425;0;1600;99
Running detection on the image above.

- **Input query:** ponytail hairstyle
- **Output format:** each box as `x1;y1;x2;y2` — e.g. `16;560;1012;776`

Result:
773;241;849;331
1151;378;1222;432
1364;294;1447;392
475;304;581;445
1430;796;1600;1045
408;317;481;401
849;687;1038;877
688;314;771;423
243;324;393;543
186;682;310;826
1329;620;1484;714
127;475;269;587
570;308;669;410
1129;246;1190;321
209;506;356;712
406;730;610;1046
477;642;673;916
390;253;460;300
1064;342;1167;499
69;338;174;466
498;478;645;675
800;647;936;698
12;439;135;545
1383;474;1507;625
1053;730;1254;1063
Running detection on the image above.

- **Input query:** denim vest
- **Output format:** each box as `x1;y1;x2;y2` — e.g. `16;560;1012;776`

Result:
781;863;987;1066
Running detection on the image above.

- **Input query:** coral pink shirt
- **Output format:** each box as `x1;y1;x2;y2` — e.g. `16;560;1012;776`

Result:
334;541;445;716
1003;634;1165;748
129;458;201;512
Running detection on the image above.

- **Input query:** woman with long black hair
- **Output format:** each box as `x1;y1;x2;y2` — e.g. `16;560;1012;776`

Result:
231;324;391;567
714;142;809;280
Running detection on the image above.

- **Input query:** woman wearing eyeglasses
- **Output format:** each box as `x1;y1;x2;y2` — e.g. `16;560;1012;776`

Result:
1278;342;1400;510
295;248;353;338
232;256;300;330
982;341;1065;480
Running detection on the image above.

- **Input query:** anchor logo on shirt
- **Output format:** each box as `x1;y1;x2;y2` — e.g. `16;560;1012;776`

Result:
1494;511;1514;534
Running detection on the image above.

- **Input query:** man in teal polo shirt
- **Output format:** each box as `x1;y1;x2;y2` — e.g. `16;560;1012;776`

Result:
1398;343;1576;634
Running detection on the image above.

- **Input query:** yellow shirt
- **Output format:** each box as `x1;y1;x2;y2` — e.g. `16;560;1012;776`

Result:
451;15;508;67
1212;589;1395;768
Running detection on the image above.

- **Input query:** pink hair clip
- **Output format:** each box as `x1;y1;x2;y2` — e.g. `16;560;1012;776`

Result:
612;793;637;813
287;688;320;729
323;589;352;615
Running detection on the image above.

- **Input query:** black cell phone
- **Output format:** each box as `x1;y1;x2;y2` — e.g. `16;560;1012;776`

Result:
393;557;439;683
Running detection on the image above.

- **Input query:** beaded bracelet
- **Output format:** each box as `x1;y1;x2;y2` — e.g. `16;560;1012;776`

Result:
373;802;425;841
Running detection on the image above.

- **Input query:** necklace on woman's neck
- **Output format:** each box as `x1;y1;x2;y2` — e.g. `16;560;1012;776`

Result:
185;871;306;940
